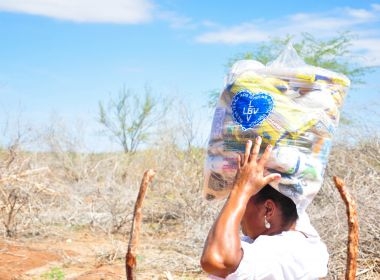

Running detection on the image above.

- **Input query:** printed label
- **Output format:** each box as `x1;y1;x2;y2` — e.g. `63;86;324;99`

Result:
211;107;226;139
231;90;274;130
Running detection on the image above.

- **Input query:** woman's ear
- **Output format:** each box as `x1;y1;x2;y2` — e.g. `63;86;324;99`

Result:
263;199;276;218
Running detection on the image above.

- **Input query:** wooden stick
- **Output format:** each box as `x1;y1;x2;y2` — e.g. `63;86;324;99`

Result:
333;176;359;280
126;169;156;280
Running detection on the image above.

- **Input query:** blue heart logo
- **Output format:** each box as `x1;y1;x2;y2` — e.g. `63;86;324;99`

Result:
231;90;274;130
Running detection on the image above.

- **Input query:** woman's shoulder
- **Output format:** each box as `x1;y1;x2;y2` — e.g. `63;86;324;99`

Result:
232;232;329;279
244;231;327;254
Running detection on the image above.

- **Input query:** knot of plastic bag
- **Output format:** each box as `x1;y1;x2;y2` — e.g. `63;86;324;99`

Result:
267;42;307;69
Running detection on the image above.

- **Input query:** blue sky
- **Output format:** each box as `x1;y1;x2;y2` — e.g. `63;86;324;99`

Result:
0;0;379;151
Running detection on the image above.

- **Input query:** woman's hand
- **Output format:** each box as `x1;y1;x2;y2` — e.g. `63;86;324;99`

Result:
200;137;281;278
233;136;281;197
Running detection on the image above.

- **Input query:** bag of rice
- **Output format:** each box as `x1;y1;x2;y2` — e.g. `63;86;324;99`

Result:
203;43;350;215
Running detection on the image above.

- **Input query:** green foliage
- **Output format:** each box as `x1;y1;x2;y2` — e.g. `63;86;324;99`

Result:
228;32;373;84
98;85;168;153
206;88;222;111
41;267;65;280
226;35;291;67
208;32;375;109
228;32;373;83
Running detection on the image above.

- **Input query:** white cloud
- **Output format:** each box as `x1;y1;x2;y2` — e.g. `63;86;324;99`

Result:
373;3;380;11
0;0;155;23
351;38;380;67
157;10;194;29
196;6;380;45
194;5;380;66
343;7;376;21
196;23;268;44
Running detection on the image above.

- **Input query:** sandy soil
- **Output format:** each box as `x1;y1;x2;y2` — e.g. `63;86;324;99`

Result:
0;230;126;280
0;228;207;280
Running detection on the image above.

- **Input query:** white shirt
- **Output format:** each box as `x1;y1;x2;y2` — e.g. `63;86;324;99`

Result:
209;231;329;280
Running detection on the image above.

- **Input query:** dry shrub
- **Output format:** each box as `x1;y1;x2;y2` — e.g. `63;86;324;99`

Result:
142;134;380;278
125;141;222;276
0;146;58;238
1;125;379;279
308;135;380;279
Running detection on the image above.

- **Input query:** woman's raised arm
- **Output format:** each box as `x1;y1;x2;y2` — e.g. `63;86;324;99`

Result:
200;137;280;278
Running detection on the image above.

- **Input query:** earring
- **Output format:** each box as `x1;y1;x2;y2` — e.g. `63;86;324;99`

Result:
264;216;271;229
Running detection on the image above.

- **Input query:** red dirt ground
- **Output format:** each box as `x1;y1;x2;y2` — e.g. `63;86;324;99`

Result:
0;231;208;280
0;231;126;280
0;227;208;280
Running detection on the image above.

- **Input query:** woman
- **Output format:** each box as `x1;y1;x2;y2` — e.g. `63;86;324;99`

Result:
200;136;328;279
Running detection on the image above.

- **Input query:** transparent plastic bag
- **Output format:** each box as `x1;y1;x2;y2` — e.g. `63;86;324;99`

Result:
203;43;350;215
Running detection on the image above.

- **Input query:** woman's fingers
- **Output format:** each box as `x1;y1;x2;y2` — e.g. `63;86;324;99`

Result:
258;143;272;166
242;137;273;167
263;172;282;185
235;138;281;194
244;140;253;164
249;136;261;161
237;154;242;171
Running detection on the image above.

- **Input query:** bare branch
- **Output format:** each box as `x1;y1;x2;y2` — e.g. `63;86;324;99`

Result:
126;169;156;280
333;176;359;280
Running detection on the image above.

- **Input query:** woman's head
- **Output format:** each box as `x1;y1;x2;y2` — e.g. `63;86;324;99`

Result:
241;185;298;238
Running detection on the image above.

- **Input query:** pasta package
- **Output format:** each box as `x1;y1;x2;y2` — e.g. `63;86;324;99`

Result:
203;44;350;215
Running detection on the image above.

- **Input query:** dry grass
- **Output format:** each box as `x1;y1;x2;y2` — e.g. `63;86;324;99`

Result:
309;135;380;279
0;133;379;279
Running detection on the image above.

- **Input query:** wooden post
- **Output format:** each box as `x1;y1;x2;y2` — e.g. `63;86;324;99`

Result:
333;176;359;280
126;169;156;280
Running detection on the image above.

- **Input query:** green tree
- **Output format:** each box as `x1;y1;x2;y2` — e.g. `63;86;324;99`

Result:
210;32;375;107
98;85;167;153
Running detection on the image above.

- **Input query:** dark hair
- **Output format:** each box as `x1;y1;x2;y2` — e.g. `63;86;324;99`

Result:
252;185;298;227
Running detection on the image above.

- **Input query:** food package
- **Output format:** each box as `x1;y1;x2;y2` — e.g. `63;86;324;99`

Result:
203;44;350;215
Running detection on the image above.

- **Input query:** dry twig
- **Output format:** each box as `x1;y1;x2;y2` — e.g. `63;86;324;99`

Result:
126;169;156;280
333;176;359;280
0;167;50;184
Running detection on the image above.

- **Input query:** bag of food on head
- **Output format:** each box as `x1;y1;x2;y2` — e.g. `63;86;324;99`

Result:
203;43;350;215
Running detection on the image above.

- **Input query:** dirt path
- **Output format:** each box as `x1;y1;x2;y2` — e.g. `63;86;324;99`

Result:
0;231;125;279
0;229;207;280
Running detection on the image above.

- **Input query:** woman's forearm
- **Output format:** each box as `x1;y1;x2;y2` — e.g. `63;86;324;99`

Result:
200;188;251;277
200;138;280;277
